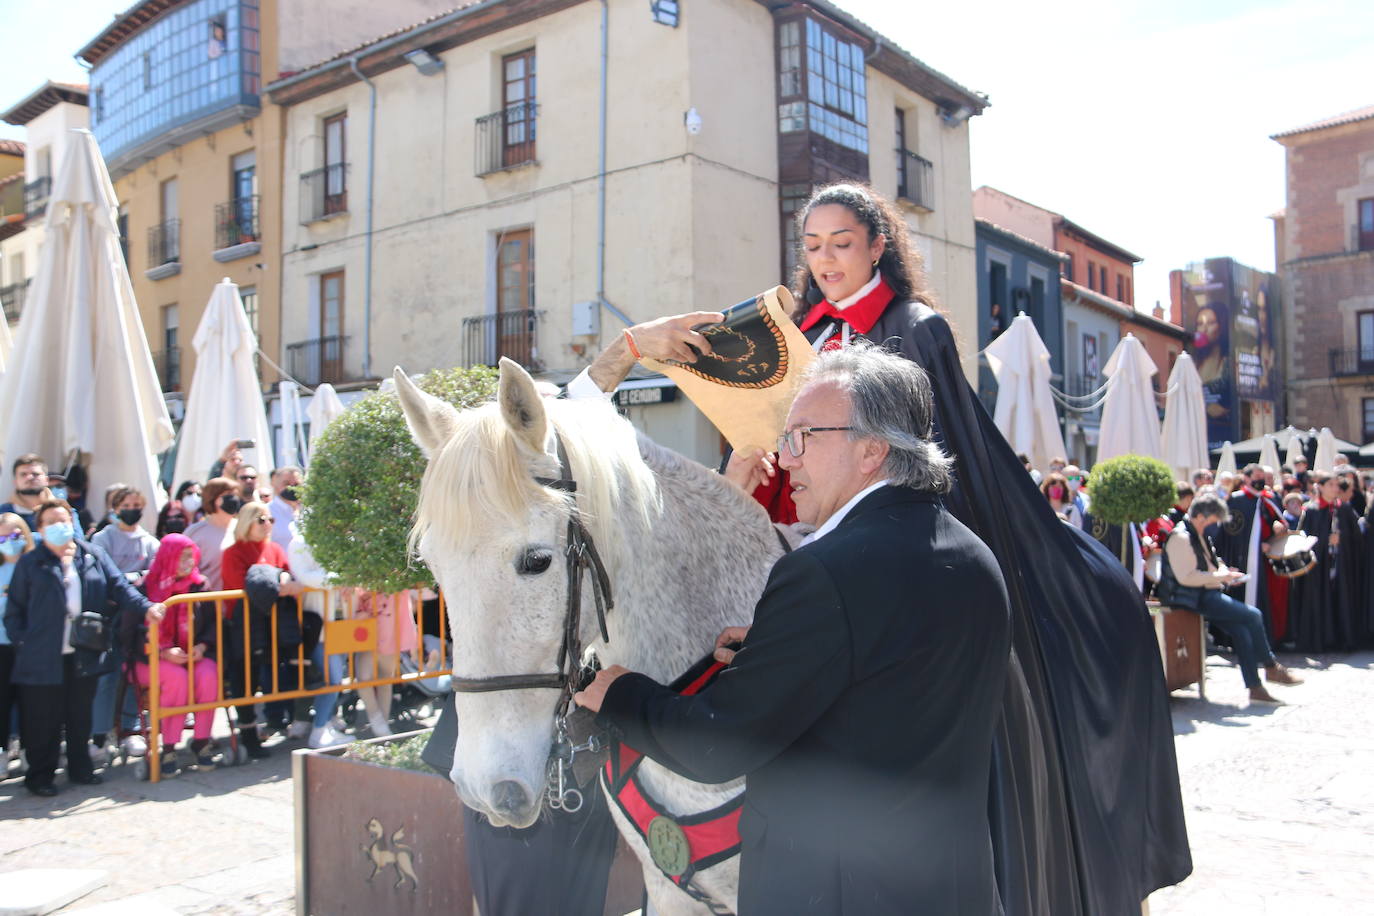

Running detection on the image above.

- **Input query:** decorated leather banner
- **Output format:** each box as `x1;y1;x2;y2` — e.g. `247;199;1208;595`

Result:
640;286;815;454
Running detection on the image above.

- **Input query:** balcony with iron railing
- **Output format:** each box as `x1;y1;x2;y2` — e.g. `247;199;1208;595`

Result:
147;219;181;279
1330;347;1374;377
153;347;181;392
214;195;261;259
300;164;348;223
896;150;934;211
1;279;29;324
462;309;540;370
287;335;350;386
475;102;538;176
24;176;51;219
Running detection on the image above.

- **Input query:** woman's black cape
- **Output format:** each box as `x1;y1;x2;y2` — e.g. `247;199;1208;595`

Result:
859;302;1192;914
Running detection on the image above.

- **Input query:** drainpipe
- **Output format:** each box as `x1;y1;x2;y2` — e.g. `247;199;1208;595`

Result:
349;55;377;378
596;0;633;328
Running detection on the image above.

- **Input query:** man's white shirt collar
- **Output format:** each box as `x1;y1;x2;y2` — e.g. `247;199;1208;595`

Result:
799;479;891;547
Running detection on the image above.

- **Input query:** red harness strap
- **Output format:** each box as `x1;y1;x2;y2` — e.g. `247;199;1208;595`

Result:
603;658;743;888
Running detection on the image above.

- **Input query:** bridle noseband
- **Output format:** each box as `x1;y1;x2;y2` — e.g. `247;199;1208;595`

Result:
447;432;614;812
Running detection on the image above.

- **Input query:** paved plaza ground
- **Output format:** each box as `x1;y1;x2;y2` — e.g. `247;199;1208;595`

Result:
1;651;1371;914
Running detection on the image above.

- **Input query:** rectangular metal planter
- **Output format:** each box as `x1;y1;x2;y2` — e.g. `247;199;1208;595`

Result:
295;732;645;915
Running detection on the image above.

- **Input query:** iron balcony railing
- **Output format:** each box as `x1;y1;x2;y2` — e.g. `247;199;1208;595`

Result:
215;195;260;249
1330;347;1374;377
896;150;934;211
300;164;348;222
153;346;181;392
148;218;181;267
1;279;29;324
475;102;538;176
287;335;349;386
462;309;540;370
23;176;51;219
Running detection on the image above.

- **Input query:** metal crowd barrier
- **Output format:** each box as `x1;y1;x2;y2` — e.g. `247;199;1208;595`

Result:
144;586;450;782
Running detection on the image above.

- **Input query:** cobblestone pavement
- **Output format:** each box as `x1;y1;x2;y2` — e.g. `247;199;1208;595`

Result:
1150;649;1374;915
2;654;1369;914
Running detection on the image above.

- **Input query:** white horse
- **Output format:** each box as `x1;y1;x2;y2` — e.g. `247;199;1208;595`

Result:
395;358;791;914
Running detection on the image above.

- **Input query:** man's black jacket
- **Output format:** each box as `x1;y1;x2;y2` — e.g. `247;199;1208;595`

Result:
598;485;1011;915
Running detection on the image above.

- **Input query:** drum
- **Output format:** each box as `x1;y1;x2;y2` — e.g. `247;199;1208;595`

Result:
1267;532;1318;579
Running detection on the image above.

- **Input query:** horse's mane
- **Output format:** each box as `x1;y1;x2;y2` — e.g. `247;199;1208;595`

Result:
411;396;661;560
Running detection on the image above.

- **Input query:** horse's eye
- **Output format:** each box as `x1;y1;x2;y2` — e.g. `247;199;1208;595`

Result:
516;548;554;575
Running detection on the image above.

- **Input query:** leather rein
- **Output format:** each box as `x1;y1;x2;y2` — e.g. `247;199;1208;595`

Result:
446;432;614;812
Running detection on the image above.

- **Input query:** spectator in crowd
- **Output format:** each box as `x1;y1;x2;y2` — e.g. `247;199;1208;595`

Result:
1282;492;1305;529
46;469;95;536
350;588;418;739
1041;471;1081;527
209;441;246;482
287;536;354;749
268;467;303;549
156;499;191;538
235;465;260;502
1217;471;1237;495
1;512;36;771
1337;467;1365;516
1018;453;1042;486
1063;465;1089;523
184;478;241;591
175;481;205;524
1262;465;1277;491
1161;492;1302;705
1333;453;1350;469
3;499;164;795
90;486;160;761
0;455;51;532
130;534;220;774
1192;469;1214;490
1292;456;1309;490
91;482;130;535
221;501;305;758
1170;483;1194;524
1281;475;1303;497
1048;456;1067;473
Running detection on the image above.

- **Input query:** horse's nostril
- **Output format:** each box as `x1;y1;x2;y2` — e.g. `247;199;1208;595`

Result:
491;779;531;815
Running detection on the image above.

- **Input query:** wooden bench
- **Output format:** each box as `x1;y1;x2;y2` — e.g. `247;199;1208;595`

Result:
1145;600;1206;700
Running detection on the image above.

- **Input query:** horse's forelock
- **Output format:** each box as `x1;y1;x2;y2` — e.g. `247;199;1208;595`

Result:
411;397;658;561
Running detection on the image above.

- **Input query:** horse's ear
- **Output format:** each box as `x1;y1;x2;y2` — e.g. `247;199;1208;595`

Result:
394;367;460;457
497;357;548;455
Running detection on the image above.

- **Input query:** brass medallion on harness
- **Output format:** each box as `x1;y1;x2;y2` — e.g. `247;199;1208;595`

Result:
647;815;692;877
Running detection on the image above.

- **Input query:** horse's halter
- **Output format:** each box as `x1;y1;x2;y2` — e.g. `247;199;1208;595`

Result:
447;431;614;813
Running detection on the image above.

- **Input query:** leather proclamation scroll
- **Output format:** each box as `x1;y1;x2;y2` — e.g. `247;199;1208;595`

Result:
640;286;814;454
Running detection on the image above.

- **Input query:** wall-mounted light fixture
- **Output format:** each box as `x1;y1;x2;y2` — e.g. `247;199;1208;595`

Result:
649;0;680;27
940;103;974;127
404;48;445;76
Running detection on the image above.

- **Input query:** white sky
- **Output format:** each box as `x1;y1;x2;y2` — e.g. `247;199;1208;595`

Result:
2;0;1371;315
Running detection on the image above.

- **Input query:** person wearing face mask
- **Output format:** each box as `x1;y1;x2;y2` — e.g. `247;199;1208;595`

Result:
0;454;52;533
183;478;241;591
0;512;36;772
267;466;303;550
3;500;165;796
1290;471;1362;652
89;486;160;760
175;481;205;523
1062;464;1090;528
1215;464;1291;645
1040;471;1082;527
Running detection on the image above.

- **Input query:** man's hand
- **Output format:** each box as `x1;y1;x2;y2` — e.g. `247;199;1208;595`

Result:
573;664;631;713
714;626;750;664
722;448;775;494
145;603;166;624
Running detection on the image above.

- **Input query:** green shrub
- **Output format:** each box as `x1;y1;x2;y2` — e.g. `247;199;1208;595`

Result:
342;732;433;772
299;366;498;592
1088;454;1176;526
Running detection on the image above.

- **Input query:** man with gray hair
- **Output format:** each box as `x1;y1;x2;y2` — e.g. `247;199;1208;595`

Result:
578;343;1012;914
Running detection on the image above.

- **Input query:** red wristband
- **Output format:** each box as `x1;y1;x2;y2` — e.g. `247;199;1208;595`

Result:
623;328;643;360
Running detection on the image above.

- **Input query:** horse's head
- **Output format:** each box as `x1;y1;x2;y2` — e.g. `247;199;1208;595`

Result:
395;359;655;827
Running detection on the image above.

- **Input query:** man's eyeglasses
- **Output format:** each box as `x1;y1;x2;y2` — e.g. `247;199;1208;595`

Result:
776;426;854;458
1066;475;1083;482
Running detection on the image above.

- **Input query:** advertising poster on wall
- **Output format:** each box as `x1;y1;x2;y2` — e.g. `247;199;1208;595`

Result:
1176;258;1282;450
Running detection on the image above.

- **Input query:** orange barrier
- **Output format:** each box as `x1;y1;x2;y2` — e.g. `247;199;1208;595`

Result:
144;586;450;782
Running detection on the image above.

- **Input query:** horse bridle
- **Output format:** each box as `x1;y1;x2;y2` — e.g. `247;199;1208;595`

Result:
447;432;614;812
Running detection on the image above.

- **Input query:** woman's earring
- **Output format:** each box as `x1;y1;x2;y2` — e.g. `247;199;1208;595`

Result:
805;275;824;306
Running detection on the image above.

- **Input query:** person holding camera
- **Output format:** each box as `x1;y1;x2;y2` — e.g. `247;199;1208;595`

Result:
2;500;164;796
1160;492;1302;705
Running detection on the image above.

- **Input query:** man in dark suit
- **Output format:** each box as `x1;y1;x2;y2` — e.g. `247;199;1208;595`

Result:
576;343;1011;915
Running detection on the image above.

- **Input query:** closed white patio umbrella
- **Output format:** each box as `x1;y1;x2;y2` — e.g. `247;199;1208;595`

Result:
982;313;1068;474
172;278;274;487
1159;352;1208;481
0;129;173;507
1259;434;1281;474
306;382;346;454
1284;428;1306;469
277;380;307;470
0;311;12;375
1314;427;1340;472
1095;333;1161;465
1215;441;1237;477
